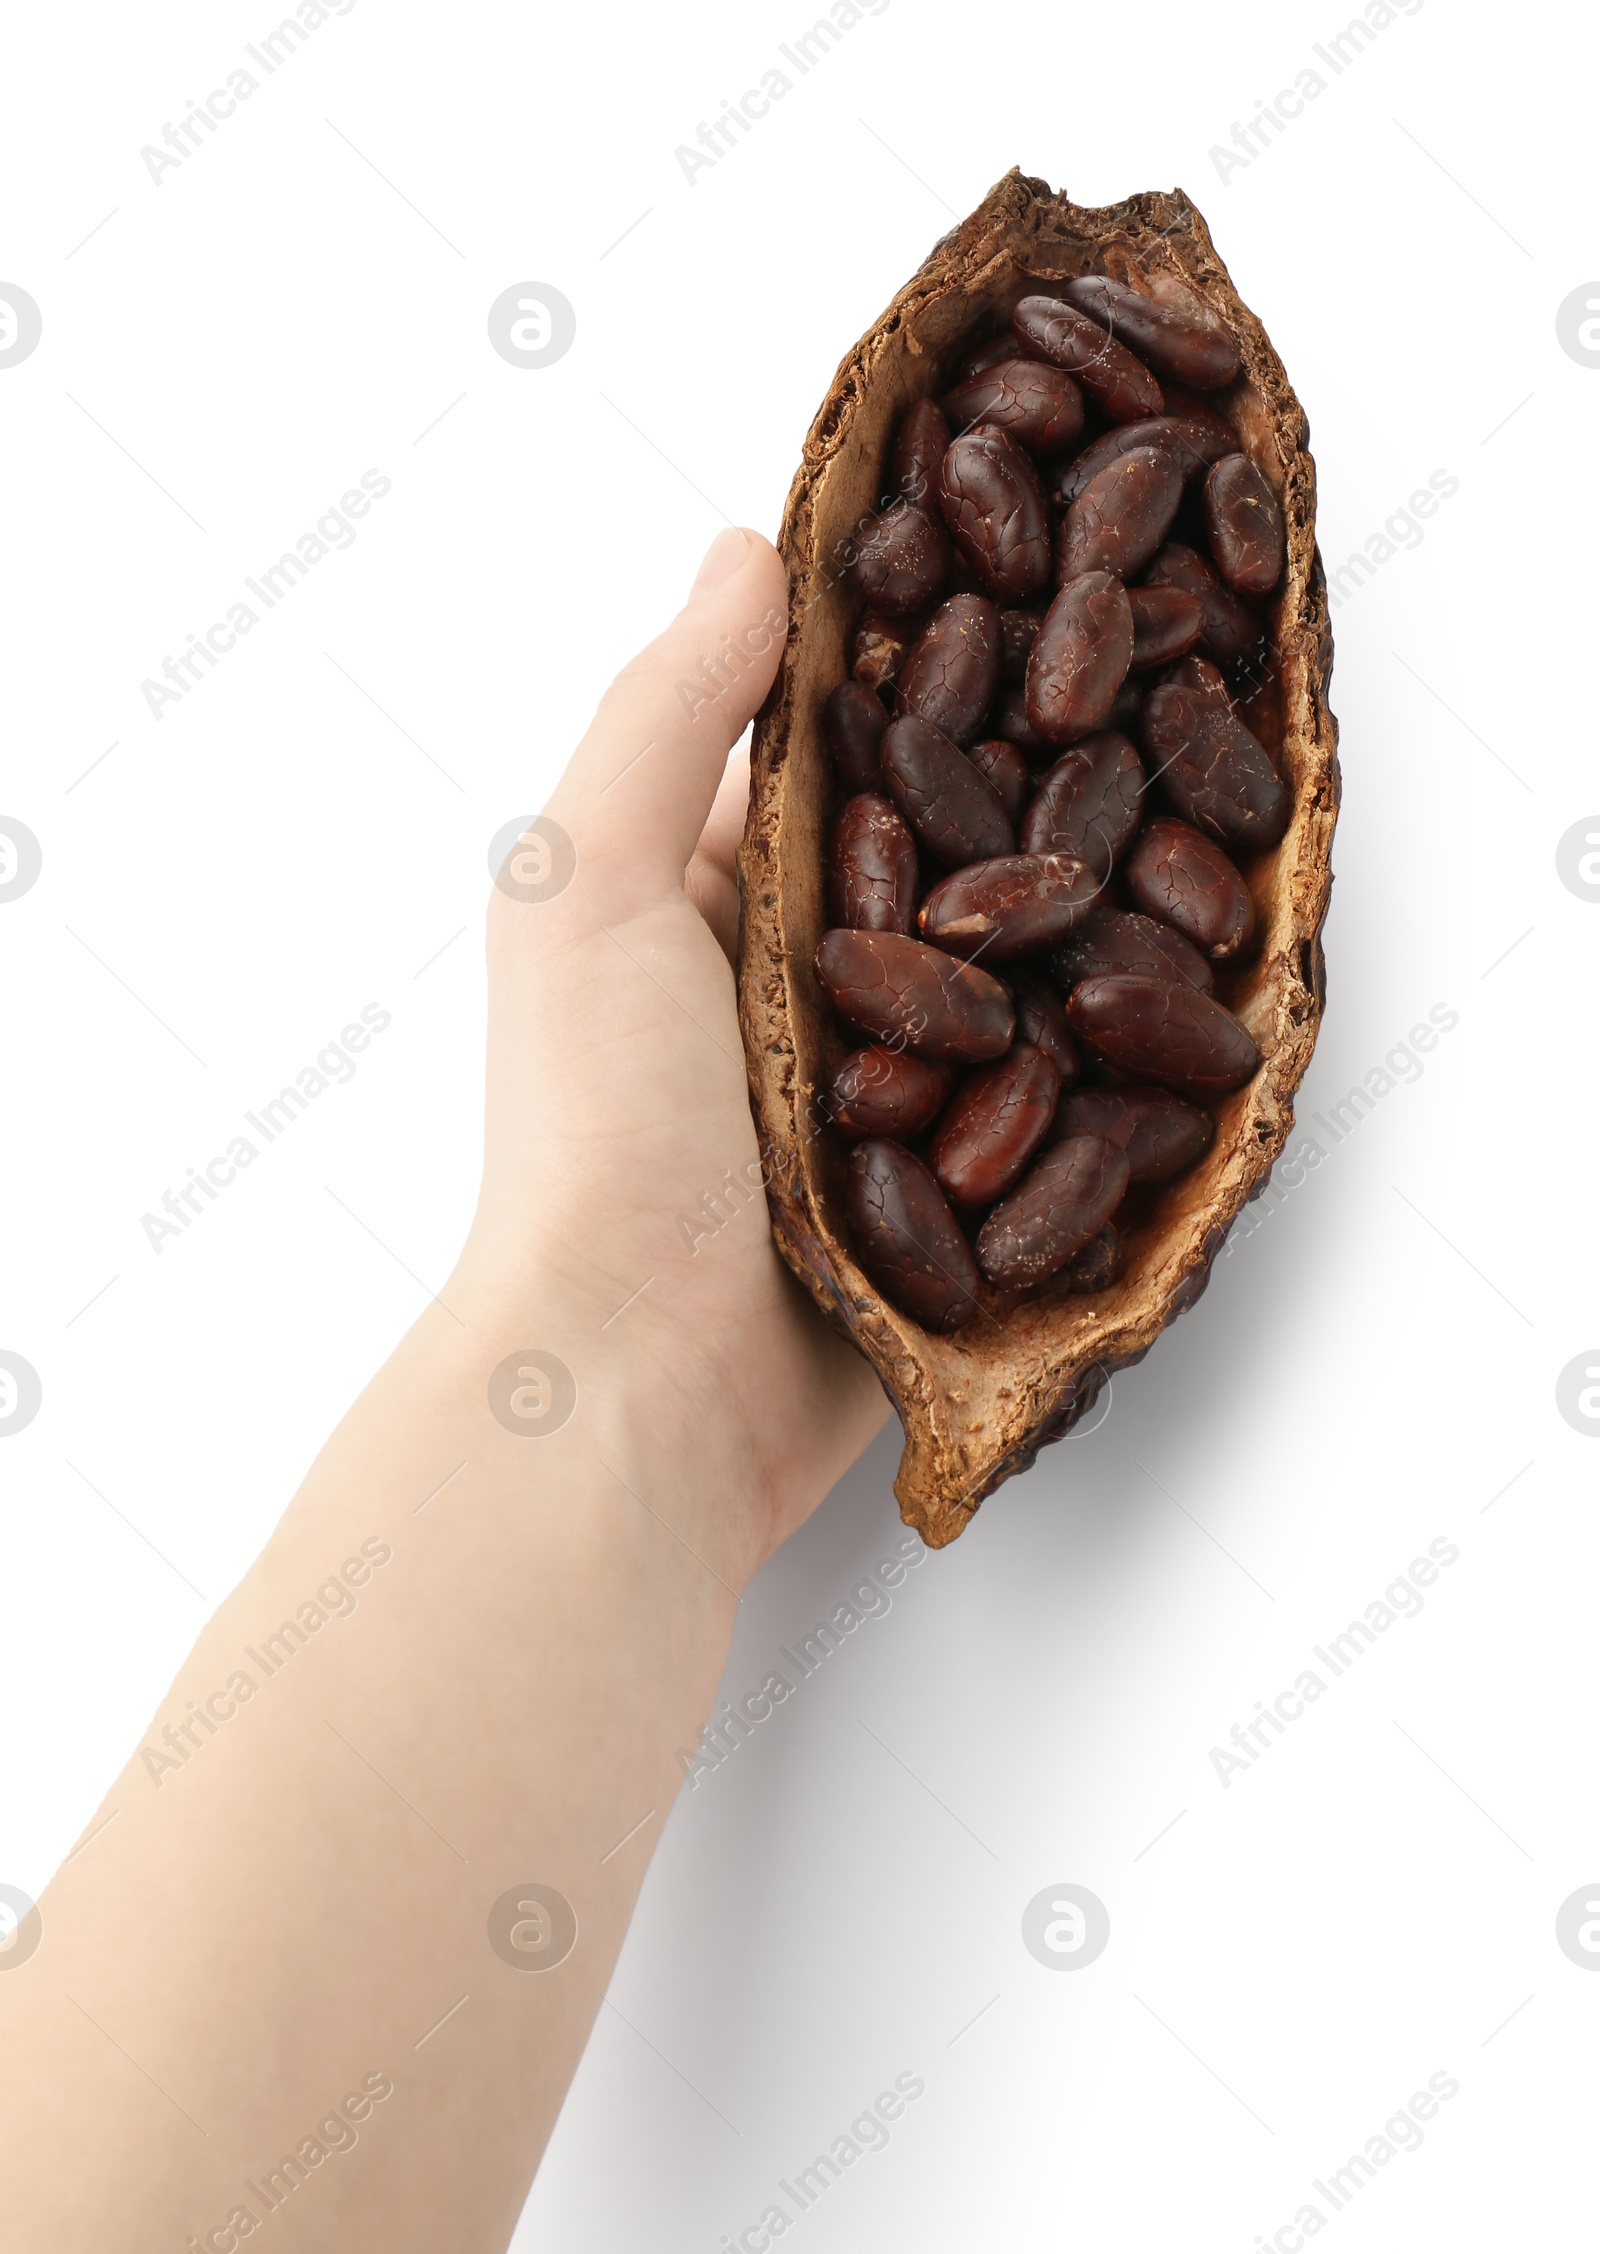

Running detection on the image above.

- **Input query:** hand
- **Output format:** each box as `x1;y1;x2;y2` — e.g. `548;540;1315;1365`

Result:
459;526;889;1586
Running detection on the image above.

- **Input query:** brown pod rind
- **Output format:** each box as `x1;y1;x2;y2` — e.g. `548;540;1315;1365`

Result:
738;171;1338;1547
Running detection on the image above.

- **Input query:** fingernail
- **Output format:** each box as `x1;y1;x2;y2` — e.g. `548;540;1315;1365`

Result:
689;527;750;598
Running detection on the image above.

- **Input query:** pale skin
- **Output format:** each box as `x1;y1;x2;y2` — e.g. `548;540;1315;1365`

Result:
0;528;890;2251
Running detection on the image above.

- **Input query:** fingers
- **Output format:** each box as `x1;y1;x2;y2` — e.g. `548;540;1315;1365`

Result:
549;529;788;903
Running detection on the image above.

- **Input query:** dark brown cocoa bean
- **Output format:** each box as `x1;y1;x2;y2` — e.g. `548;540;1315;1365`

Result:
941;360;1084;453
1163;653;1233;710
827;1046;953;1142
1066;975;1260;1096
851;608;918;691
881;714;1014;866
992;684;1053;755
1051;412;1236;511
1128;586;1204;667
967;737;1031;825
999;608;1040;683
1143;543;1262;665
957;331;1036;382
976;1134;1131;1286
1124;817;1255;960
845;1139;981;1332
1108;677;1146;736
1141;684;1289;852
896;594;1001;746
1056;447;1184;584
1050;1223;1118;1292
815;929;1015;1061
1025;571;1134;743
918;851;1101;961
1012;971;1082;1086
1063;275;1242;390
1020;729;1144;878
930;1044;1061;1207
1012;296;1165;423
851;501;949;614
1201;453;1285;596
890;398;950;506
822;679;889;792
1052;904;1214;995
937;427;1052;599
829;793;920;934
1055;1085;1214;1183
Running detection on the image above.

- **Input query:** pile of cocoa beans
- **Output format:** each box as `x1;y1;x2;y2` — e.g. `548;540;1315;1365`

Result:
814;276;1289;1333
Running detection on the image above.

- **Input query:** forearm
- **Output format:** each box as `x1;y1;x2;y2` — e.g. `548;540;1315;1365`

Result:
0;1256;742;2250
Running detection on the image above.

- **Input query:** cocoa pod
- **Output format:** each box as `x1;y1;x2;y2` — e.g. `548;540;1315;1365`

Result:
739;173;1338;1547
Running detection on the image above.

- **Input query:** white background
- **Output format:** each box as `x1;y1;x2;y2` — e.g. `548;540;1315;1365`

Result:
2;0;1596;2246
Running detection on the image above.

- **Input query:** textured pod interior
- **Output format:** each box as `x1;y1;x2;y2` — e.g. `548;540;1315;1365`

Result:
737;170;1340;1548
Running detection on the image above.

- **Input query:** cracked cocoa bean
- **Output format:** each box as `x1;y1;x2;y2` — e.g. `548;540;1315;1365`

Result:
1201;453;1285;596
852;501;950;614
1020;729;1144;878
891;398;950;505
815;929;1014;1061
1128;585;1204;668
937;427;1052;598
930;1042;1060;1207
992;684;1053;755
1062;275;1242;390
896;594;1001;745
845;1139;981;1333
1143;543;1262;665
976;1133;1130;1286
881;714;1014;866
1066;975;1260;1096
1012;296;1164;423
1051;409;1236;511
829;792;920;934
919;851;1101;961
1056;446;1184;584
827;1047;953;1142
1054;1085;1214;1183
850;608;918;691
1052;903;1214;995
1011;971;1082;1085
1025;571;1133;742
967;737;1031;825
1141;684;1289;852
941;359;1084;453
823;679;889;793
1124;816;1255;960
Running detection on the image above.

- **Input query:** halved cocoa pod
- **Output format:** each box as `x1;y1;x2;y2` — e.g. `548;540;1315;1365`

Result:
739;171;1338;1547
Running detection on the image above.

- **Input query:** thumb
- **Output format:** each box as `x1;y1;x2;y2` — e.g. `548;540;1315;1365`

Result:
549;528;789;896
